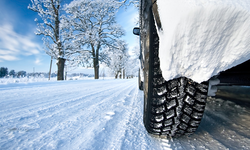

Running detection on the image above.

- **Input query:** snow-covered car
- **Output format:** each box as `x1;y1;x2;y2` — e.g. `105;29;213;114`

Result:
133;0;250;137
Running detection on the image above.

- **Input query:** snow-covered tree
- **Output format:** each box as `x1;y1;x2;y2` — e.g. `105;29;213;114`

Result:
9;70;16;77
28;0;65;80
62;0;126;79
103;40;129;79
128;0;139;7
0;67;8;78
124;45;139;78
119;0;139;8
17;71;27;78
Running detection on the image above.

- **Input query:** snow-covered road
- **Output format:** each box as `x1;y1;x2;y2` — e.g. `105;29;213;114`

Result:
0;79;250;150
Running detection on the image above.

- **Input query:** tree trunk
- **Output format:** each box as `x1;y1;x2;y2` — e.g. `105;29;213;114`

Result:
65;65;67;80
48;56;53;80
57;58;66;80
123;69;125;79
54;4;65;81
94;65;99;79
93;54;99;79
92;43;100;79
115;72;118;79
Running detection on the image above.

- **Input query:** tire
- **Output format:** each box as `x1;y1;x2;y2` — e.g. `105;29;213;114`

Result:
143;17;208;138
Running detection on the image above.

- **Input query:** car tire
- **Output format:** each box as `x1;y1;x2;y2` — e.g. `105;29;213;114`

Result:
143;19;209;138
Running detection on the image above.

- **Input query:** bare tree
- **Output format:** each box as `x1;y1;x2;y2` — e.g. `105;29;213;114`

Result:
121;0;139;8
62;0;126;79
128;0;139;7
102;40;129;79
125;47;140;78
28;0;65;80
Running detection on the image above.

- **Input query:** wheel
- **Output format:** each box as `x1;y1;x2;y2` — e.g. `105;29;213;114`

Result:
138;69;143;90
142;14;208;138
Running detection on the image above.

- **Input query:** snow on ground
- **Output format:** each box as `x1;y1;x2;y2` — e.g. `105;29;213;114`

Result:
0;79;162;150
0;76;106;85
168;96;250;150
0;77;57;84
0;79;250;149
157;0;250;83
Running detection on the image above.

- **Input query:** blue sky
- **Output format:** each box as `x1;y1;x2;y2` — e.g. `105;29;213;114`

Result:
0;0;138;74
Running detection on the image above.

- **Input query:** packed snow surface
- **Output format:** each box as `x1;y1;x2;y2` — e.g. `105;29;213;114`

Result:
0;79;250;149
157;0;250;83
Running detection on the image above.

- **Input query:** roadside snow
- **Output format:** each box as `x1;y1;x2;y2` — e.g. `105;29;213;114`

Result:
0;76;98;85
157;0;250;83
0;77;56;84
0;79;165;149
0;79;250;149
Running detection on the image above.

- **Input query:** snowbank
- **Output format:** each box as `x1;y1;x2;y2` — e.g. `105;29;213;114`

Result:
0;77;56;84
157;0;250;83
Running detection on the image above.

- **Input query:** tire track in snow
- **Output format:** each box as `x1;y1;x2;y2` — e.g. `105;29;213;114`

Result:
16;80;137;149
41;81;136;149
66;81;138;150
118;90;169;150
0;80;121;115
0;81;118;114
0;80;130;124
0;80;134;149
86;83;139;150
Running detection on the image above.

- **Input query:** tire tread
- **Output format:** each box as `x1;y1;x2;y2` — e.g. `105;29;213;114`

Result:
144;23;208;138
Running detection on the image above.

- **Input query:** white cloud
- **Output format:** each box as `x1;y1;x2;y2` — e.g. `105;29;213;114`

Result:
0;23;41;61
0;55;18;61
35;57;41;65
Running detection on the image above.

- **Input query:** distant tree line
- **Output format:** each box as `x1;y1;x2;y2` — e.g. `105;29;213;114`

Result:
0;67;57;78
0;67;27;78
0;67;98;79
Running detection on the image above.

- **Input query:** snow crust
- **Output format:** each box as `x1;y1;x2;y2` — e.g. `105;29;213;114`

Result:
157;0;250;83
